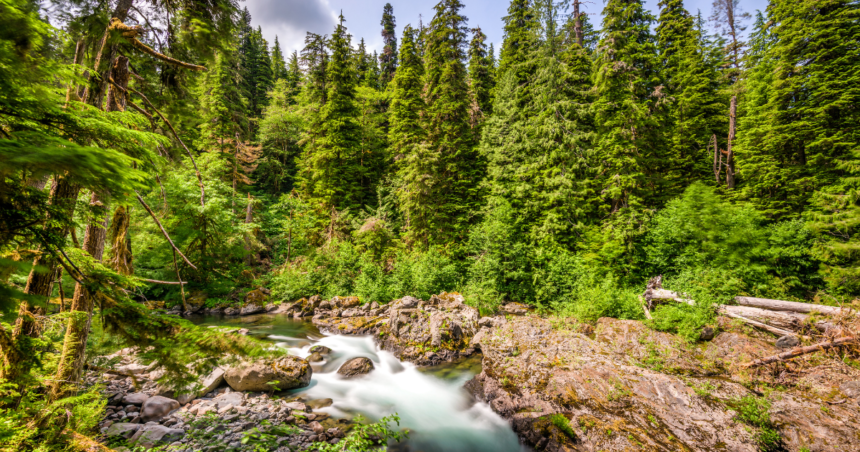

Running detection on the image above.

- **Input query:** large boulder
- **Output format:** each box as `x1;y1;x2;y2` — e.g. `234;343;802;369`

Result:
140;396;180;423
239;303;264;315
105;423;141;439
129;423;185;449
337;357;374;378
157;366;225;405
122;393;150;406
224;356;312;392
245;288;269;306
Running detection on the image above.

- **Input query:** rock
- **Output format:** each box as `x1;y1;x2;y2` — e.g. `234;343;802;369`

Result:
700;326;716;341
840;381;860;399
223;307;240;316
240;303;264;316
122;393;150;406
391;296;420;309
224;356;312;392
500;302;529;316
306;398;333;410
331;296;361;309
214;391;244;409
309;345;332;356
117;363;150;375
308;353;324;363
159;366;225;405
140;396;180;423
337;357;374;378
309;421;325;434
129;424;185;449
245;289;269;306
284;401;308;411
776;335;800;349
105;423;142;439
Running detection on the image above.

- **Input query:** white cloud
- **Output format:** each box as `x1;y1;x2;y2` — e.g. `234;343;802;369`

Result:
244;0;338;54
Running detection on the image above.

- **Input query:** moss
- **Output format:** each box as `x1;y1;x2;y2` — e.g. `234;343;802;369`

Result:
546;413;577;439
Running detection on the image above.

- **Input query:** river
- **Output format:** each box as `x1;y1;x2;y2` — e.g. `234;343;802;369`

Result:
190;313;527;452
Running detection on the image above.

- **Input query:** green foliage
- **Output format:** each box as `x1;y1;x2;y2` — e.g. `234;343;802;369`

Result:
729;396;782;451
379;3;398;85
468;27;495;116
547;413;576;439
310;414;408;452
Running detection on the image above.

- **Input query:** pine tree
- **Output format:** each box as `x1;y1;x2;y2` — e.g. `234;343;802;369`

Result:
253;27;275;115
409;0;481;244
271;35;288;82
300;32;329;106
379;3;398;85
364;51;382;89
285;50;302;104
298;14;365;210
390;26;425;162
468;26;495;116
592;0;663;213
355;38;371;86
738;0;860;218
198;47;248;153
657;0;727;194
498;0;541;83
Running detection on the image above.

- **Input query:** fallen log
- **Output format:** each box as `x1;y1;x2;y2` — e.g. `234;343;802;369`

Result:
718;305;835;333
734;297;856;316
742;336;858;368
719;310;811;340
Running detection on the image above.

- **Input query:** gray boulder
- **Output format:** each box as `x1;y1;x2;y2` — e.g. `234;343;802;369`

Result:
500;302;529;316
129;423;185;449
240;303;264;315
337;357;374;378
140;396;180;423
224;356;312;392
105;423;142;439
122;393;150;406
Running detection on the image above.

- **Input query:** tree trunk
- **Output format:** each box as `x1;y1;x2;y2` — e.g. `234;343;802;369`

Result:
573;1;583;47
743;337;857;368
25;176;81;299
244;193;254;266
726;96;737;189
719;305;836;333
50;192;109;402
106;56;130;113
734;297;856;316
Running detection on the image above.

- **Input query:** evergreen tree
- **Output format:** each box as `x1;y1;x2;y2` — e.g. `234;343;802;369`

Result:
380;3;398;85
468;26;495;116
657;0;727;193
298;14;365;210
410;0;480;244
365;51;382;89
592;0;663;213
300;32;329;106
738;0;860;218
253;27;275;115
271;35;288;82
286;50;302;104
355;38;371;86
498;0;540;83
198;47;248;152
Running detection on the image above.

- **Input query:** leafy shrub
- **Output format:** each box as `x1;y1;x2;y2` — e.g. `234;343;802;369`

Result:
311;414;408;452
730;396;782;451
547;413;577;439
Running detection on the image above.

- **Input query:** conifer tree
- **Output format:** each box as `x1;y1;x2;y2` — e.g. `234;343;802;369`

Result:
253;27;275;115
498;0;540;83
198;47;248;152
298;14;365;210
300;32;329;106
285;51;302;104
410;0;481;244
592;0;662;213
355;38;371;86
364;51;382;89
380;3;398;85
657;0;727;193
468;27;495;116
390;26;425;162
271;36;288;82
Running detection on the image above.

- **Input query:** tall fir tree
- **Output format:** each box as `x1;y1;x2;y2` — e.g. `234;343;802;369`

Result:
409;0;481;244
355;38;371;86
300;32;329;106
468;27;495;116
364;51;382;89
379;3;398;85
298;14;365;210
285;50;302;105
497;0;541;84
592;0;663;214
198;46;248;153
657;0;728;194
271;35;288;82
253;27;275;115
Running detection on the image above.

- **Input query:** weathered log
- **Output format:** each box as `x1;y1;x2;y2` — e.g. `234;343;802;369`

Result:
720;311;811;340
742;337;858;368
734;297;856;316
718;305;835;333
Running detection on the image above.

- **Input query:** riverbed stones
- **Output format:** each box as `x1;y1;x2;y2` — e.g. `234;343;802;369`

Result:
105;422;141;439
240;303;264;315
129;423;184;448
309;345;332;356
306;398;333;410
215;391;244;409
140;396;180;423
122;392;150;406
337;357;374;378
224;356;312;392
500;302;529;316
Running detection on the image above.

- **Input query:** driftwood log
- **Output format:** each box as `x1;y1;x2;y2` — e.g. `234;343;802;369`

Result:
718;305;836;333
742;336;858;368
718;309;811;340
735;296;856;316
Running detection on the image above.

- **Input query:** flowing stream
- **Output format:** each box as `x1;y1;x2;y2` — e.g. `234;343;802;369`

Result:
191;313;527;452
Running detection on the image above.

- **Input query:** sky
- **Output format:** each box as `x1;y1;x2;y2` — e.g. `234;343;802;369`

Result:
244;0;770;57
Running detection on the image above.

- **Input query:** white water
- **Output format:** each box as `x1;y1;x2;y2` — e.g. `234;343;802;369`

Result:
268;332;527;452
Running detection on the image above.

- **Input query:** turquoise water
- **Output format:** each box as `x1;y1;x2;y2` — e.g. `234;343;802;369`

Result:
190;314;527;452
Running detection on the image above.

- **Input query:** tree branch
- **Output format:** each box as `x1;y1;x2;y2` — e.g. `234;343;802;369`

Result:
135;193;197;270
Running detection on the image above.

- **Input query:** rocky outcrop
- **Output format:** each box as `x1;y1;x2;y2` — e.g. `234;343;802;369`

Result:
224;356;312;392
337;357;374;378
467;315;860;452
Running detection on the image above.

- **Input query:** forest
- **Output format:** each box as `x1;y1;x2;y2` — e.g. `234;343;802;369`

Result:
1;0;860;450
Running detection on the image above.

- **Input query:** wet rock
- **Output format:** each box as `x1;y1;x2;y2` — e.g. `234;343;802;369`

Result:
309;345;332;356
223;307;240;316
240;303;264;316
215;392;244;409
123;393;150;406
245;288;269;306
129;423;184;449
337;357;374;378
308;353;324;362
105;423;142;439
309;421;325;434
224;356;312;392
140;396;180;423
306;398;333;410
699;326;716;341
776;335;800;349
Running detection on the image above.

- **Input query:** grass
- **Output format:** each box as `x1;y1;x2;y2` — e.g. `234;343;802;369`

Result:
730;395;782;451
547;413;577;439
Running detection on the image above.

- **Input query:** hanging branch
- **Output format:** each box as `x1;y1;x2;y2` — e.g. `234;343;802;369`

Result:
135;193;197;270
742;337;857;368
110;19;206;71
141;279;187;285
125;85;205;207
